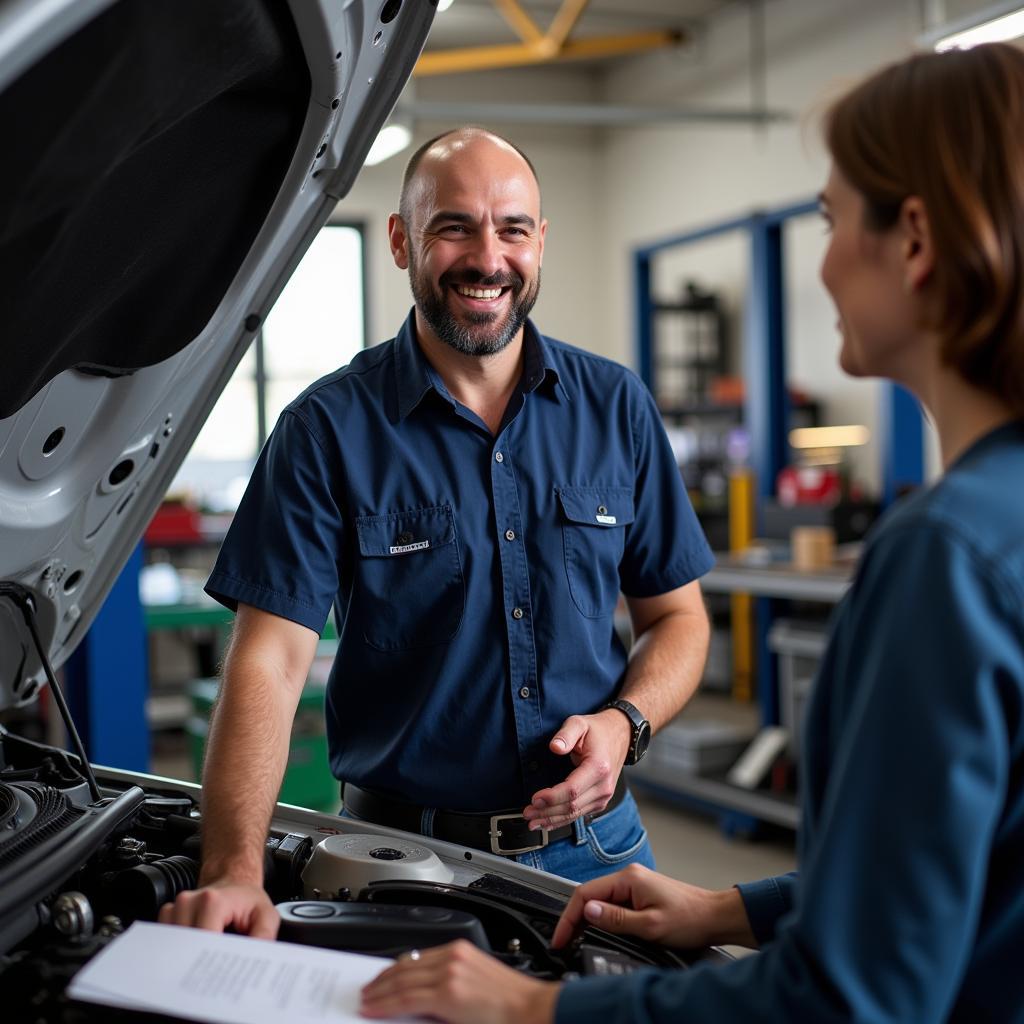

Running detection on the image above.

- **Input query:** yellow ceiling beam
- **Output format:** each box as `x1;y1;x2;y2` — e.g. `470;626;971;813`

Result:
414;28;682;77
545;0;591;53
494;0;543;44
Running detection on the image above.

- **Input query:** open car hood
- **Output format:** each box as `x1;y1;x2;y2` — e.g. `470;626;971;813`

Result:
0;0;436;709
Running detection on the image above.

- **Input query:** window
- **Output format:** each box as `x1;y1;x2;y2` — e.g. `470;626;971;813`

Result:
174;223;366;507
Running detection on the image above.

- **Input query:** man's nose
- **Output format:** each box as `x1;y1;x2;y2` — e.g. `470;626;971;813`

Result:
465;230;504;278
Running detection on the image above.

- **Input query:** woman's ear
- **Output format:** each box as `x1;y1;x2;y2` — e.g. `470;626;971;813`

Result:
900;196;934;293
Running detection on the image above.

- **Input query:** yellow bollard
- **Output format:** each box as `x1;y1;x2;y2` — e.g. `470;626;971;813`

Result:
729;469;755;702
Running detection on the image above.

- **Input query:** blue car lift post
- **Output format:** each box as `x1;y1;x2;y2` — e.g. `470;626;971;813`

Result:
66;542;149;772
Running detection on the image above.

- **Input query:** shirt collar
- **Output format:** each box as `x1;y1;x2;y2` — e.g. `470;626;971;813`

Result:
394;310;450;421
393;309;567;422
521;319;567;402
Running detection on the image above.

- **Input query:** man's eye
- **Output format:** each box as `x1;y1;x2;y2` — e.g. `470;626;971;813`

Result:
441;224;469;234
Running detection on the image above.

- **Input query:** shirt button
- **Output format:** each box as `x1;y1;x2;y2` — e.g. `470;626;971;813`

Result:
512;607;524;620
597;505;608;515
397;531;413;545
505;529;516;542
519;686;530;699
494;452;504;463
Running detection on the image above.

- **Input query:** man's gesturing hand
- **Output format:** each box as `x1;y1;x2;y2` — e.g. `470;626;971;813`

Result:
523;709;631;829
157;880;279;939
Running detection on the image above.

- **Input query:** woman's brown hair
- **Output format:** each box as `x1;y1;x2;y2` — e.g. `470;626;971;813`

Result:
825;43;1024;412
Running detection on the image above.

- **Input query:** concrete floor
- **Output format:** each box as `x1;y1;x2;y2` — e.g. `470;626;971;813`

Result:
635;791;796;892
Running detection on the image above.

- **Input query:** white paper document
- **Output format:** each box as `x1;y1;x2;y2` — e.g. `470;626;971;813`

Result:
67;920;410;1024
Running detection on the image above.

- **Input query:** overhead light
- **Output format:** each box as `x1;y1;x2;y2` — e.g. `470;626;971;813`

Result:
363;122;412;166
788;425;870;450
922;1;1024;51
437;0;455;11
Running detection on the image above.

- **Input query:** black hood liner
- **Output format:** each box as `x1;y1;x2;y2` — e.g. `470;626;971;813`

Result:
0;0;311;420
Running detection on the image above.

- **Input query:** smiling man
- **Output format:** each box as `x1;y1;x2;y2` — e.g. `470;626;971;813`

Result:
161;128;713;936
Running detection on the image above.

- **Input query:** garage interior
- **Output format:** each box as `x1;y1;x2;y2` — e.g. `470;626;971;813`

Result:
3;0;1016;926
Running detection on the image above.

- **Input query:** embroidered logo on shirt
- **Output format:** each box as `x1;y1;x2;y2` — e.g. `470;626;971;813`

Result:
389;540;430;555
596;514;617;525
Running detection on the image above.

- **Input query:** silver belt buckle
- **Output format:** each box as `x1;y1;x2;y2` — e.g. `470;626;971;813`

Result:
488;813;549;855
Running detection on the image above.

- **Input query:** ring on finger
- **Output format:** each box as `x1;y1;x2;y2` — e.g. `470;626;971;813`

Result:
403;949;421;962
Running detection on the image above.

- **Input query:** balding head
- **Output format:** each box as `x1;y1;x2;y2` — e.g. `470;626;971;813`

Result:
398;128;540;228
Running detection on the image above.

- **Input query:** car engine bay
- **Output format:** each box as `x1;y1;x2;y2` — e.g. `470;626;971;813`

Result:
0;729;722;1023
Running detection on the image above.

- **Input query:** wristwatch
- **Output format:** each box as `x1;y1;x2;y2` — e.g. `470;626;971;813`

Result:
605;699;652;766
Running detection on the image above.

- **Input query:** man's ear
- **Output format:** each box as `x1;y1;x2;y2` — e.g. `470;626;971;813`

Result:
900;196;934;293
388;212;410;270
537;217;548;268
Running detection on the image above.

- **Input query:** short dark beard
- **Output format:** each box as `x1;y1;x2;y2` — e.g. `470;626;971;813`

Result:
409;251;540;357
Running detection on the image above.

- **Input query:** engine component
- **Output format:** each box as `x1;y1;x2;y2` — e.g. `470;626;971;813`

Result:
277;900;491;955
51;892;93;941
301;834;453;898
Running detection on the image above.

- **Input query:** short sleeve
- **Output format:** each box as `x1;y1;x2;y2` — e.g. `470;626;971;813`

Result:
618;383;714;597
205;409;345;634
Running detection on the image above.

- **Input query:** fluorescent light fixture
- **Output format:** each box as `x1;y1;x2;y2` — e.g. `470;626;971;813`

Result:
437;0;455;10
364;123;412;166
922;1;1024;51
789;425;870;450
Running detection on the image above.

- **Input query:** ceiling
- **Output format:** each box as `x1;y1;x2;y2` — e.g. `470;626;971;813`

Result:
422;0;737;54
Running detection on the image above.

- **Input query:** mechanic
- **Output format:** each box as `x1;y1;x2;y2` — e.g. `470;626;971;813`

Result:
160;127;712;935
358;44;1024;1024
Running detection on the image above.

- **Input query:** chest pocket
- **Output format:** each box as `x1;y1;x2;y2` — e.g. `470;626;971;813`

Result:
557;486;635;619
354;504;465;651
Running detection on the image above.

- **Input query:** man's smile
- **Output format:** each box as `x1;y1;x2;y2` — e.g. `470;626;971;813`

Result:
448;282;513;312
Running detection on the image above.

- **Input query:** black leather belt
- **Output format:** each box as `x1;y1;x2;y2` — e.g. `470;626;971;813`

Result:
341;776;627;857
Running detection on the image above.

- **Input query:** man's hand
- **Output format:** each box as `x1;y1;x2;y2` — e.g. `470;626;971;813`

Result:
361;940;559;1024
550;863;757;951
157;880;279;939
523;709;631;829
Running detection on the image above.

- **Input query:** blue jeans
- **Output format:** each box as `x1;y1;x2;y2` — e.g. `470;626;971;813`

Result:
512;790;655;883
341;789;655;885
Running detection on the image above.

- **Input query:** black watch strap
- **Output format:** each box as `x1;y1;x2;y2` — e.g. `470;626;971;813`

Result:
605;699;651;766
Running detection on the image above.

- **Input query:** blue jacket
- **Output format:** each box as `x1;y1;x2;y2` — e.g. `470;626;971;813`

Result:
558;421;1024;1022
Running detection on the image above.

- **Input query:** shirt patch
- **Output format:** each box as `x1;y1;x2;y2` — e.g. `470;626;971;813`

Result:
389;539;430;555
596;514;617;525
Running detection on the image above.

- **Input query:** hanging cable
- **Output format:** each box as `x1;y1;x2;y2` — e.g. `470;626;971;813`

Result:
0;582;102;803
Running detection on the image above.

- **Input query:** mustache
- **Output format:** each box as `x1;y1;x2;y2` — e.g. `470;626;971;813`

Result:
440;270;524;290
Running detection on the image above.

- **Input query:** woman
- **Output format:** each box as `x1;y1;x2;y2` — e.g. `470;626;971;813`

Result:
359;42;1024;1023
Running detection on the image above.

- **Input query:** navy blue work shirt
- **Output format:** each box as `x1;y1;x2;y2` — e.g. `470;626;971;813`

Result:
206;311;713;811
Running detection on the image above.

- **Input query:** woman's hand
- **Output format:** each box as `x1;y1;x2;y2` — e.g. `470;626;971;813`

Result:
551;863;757;951
360;940;560;1024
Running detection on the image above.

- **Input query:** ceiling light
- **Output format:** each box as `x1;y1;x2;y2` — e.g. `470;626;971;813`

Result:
922;1;1024;51
363;123;412;166
437;0;455;11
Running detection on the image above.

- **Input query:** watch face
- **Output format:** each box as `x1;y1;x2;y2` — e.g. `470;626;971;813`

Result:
634;722;652;763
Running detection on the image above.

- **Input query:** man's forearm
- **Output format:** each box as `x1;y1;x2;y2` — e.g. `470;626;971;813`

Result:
618;607;710;732
198;653;304;886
